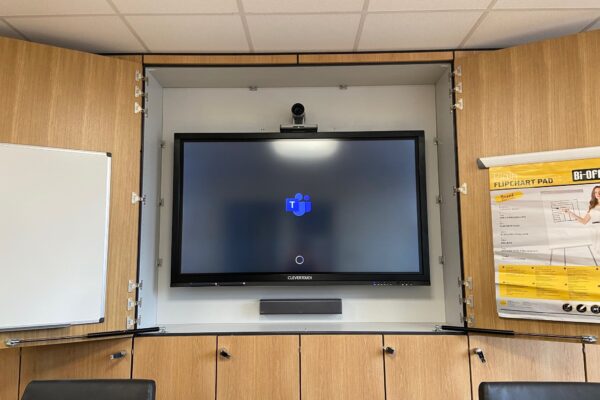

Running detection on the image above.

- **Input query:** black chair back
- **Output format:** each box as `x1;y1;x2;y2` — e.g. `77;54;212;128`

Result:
22;379;155;400
480;382;600;400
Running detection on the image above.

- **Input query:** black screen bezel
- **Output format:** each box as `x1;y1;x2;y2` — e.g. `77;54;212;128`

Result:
171;131;430;286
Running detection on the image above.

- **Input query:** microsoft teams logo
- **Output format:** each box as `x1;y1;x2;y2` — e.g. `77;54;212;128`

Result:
285;193;312;217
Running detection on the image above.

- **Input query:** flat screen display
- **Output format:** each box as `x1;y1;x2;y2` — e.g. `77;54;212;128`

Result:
171;131;429;286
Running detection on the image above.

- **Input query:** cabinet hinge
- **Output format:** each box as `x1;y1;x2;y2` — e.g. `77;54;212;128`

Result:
135;70;147;83
451;98;464;111
131;192;146;205
159;198;165;207
458;276;473;290
450;82;463;94
127;297;142;311
436;195;442;204
135;85;148;100
128;279;143;293
160;141;166;149
459;295;474;308
134;102;148;117
438;255;445;265
452;183;468;196
157;258;163;268
126;316;141;329
452;66;462;77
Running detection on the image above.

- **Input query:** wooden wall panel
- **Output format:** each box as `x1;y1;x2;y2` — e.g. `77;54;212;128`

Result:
0;349;20;400
144;54;297;65
455;30;600;335
301;335;385;400
217;335;299;400
470;336;585;400
384;335;471;400
585;344;600;382
20;338;132;397
299;52;453;64
133;336;216;400
0;37;141;347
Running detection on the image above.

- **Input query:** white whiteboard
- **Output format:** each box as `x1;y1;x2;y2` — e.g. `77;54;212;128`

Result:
0;143;111;331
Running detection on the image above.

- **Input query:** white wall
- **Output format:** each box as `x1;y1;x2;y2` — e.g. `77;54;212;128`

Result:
155;85;447;328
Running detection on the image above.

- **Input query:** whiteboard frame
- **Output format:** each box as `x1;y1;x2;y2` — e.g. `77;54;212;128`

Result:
0;143;111;331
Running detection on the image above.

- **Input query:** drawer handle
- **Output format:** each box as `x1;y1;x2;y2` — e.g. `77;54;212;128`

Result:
110;351;127;360
219;348;231;359
384;346;395;356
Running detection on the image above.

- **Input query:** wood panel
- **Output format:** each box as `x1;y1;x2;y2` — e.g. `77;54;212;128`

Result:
0;37;141;347
217;335;299;400
384;335;471;400
111;54;143;63
144;54;297;65
299;51;453;64
470;336;585;400
0;349;20;400
301;335;385;400
455;30;600;335
584;344;600;382
20;338;132;397
453;50;491;59
133;336;216;400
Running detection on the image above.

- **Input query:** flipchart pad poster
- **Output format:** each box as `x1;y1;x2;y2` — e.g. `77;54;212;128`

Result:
490;158;600;323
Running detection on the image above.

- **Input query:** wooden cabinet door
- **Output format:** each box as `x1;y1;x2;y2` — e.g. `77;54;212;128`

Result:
0;37;142;347
217;335;299;400
20;338;132;397
584;344;600;382
301;335;385;400
469;336;585;400
0;348;20;400
384;335;470;400
133;336;216;400
454;30;600;335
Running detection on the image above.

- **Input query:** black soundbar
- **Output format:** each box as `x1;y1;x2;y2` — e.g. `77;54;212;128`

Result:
260;298;342;315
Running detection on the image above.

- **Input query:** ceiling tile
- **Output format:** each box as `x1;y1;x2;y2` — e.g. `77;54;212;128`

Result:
247;14;361;52
359;11;482;51
111;0;238;14
369;0;491;12
243;0;364;13
465;10;599;48
494;0;600;9
0;19;22;38
0;0;113;16
6;16;145;52
126;15;248;52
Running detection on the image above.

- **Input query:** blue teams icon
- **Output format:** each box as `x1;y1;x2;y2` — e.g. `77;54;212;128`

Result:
285;193;312;217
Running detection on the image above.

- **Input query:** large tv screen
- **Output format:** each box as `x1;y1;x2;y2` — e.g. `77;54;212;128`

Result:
171;131;429;286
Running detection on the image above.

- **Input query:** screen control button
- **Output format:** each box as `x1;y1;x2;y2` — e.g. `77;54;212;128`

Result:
295;255;304;265
592;305;600;314
562;303;573;312
576;304;587;313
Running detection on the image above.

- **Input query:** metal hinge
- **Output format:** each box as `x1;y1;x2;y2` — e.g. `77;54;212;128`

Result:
436;195;442;204
128;279;143;293
452;66;462;77
135;85;148;100
131;192;146;205
450;82;463;94
159;198;165;207
135;70;147;83
459;295;474;308
439;255;445;265
134;102;147;117
126;316;141;329
127;298;142;311
157;258;163;268
453;183;468;195
160;141;166;149
461;314;475;325
451;98;464;111
458;276;473;290
433;137;440;145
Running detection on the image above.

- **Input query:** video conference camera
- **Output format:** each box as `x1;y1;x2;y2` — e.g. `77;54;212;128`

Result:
280;102;318;133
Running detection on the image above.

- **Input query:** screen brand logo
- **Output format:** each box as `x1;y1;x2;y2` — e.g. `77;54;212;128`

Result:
287;275;313;280
285;193;312;217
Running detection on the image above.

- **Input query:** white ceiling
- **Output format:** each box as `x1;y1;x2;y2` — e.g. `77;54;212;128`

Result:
0;0;598;53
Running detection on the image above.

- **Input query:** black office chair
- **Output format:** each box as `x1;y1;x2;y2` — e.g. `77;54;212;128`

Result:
22;379;155;400
479;382;600;400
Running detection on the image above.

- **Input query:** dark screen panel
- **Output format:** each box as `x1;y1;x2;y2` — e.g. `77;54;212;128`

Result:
172;132;429;285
